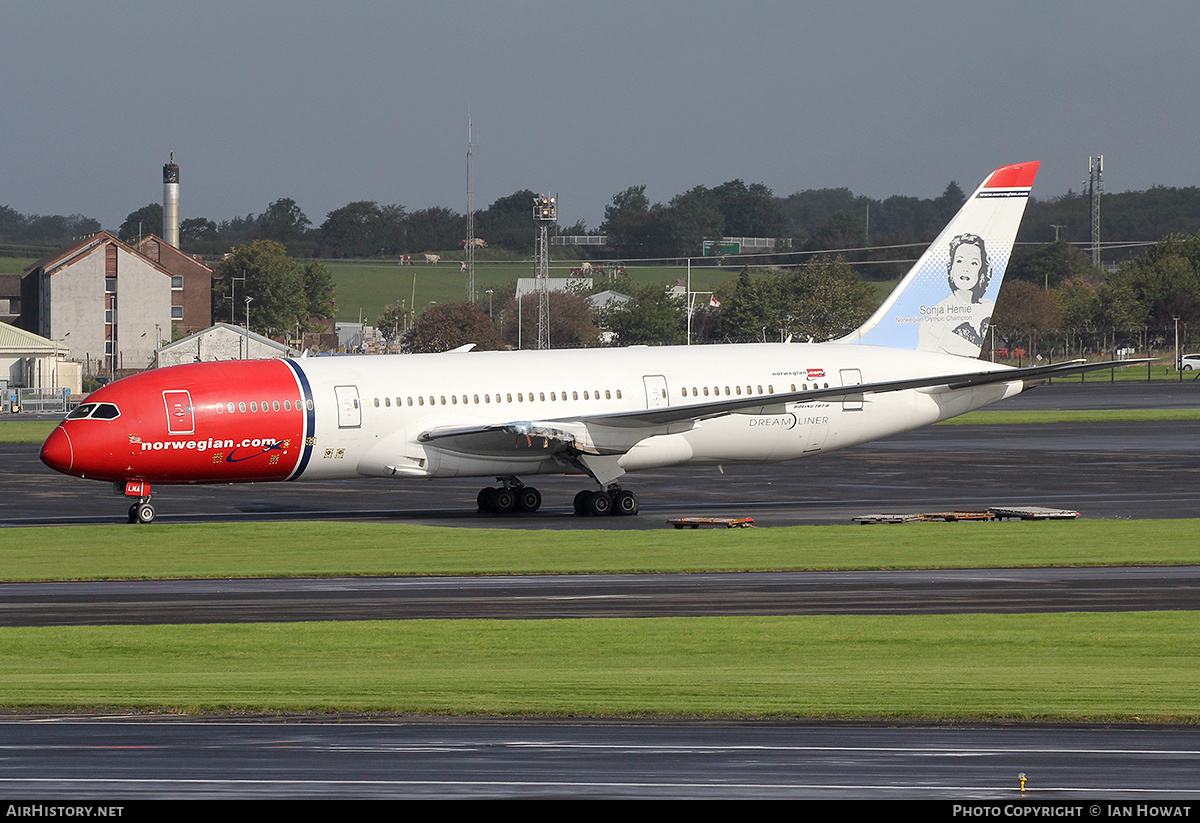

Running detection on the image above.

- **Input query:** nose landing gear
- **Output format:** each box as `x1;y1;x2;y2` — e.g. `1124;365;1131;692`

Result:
127;498;156;524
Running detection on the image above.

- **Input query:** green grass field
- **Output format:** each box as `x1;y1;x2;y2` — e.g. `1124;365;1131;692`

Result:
1;519;1200;719
1;611;1195;719
0;256;35;274
326;259;737;325
4;519;1200;581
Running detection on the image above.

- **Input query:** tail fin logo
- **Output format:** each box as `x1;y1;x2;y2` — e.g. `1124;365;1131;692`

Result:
840;162;1039;358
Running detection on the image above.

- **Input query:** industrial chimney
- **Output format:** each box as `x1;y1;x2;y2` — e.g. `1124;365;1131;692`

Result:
163;152;180;247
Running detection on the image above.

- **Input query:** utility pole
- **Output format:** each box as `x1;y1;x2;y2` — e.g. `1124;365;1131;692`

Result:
465;117;477;303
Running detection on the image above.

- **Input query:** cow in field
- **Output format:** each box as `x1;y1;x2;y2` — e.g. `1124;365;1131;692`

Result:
424;253;441;264
458;238;488;248
399;255;412;266
460;261;468;273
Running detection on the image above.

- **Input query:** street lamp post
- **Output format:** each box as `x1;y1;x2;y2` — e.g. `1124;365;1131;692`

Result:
244;296;253;360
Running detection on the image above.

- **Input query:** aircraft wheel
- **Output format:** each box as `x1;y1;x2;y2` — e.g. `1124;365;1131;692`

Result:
516;487;542;513
128;503;138;523
135;502;156;524
586;490;613;517
573;490;592;515
613;489;639;516
491;488;517;514
477;487;496;511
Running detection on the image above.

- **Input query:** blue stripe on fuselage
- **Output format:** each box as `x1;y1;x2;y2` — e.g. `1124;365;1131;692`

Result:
283;359;316;481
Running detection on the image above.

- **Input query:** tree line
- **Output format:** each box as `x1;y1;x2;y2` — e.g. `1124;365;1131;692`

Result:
995;233;1200;359
6;178;1200;265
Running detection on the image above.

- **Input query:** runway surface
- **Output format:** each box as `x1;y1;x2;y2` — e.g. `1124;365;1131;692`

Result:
3;380;1199;799
2;566;1199;626
3;719;1200;800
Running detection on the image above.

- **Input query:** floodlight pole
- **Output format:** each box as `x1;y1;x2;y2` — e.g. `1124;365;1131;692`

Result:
533;193;557;350
465;117;477;302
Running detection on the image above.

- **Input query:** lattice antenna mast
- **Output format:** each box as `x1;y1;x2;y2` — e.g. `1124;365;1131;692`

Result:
465;118;477;302
533;193;557;350
1088;155;1104;268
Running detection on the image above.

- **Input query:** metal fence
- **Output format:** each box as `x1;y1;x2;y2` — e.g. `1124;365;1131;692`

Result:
551;235;608;246
3;388;72;414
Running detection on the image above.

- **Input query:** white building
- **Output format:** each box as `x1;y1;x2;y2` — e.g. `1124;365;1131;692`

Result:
514;277;591;300
155;323;297;368
0;321;81;395
22;232;172;378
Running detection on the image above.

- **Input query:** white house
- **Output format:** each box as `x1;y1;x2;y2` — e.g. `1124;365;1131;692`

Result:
155;323;297;368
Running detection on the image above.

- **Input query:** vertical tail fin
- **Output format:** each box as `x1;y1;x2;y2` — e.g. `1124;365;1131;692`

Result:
839;161;1039;357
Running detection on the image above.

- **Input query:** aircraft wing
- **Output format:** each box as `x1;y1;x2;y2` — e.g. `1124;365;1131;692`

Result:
417;358;1151;455
573;357;1152;428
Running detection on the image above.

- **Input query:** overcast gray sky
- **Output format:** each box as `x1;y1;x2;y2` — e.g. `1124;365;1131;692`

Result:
2;0;1197;235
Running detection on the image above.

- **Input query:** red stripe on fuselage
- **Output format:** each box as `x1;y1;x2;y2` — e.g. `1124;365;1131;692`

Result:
46;360;307;485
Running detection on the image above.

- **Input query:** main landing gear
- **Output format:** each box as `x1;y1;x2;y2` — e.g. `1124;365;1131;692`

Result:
476;479;543;514
573;486;639;517
475;479;640;516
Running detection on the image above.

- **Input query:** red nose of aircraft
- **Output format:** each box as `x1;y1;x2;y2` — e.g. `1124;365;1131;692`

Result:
40;425;74;474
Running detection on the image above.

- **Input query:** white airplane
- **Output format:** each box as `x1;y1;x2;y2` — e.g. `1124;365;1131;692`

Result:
40;161;1139;523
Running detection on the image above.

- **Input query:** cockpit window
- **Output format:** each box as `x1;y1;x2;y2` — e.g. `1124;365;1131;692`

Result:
66;402;120;420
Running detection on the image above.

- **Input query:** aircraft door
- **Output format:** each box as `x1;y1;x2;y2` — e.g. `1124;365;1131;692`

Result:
334;385;362;429
643;375;669;409
840;369;864;411
162;390;195;435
